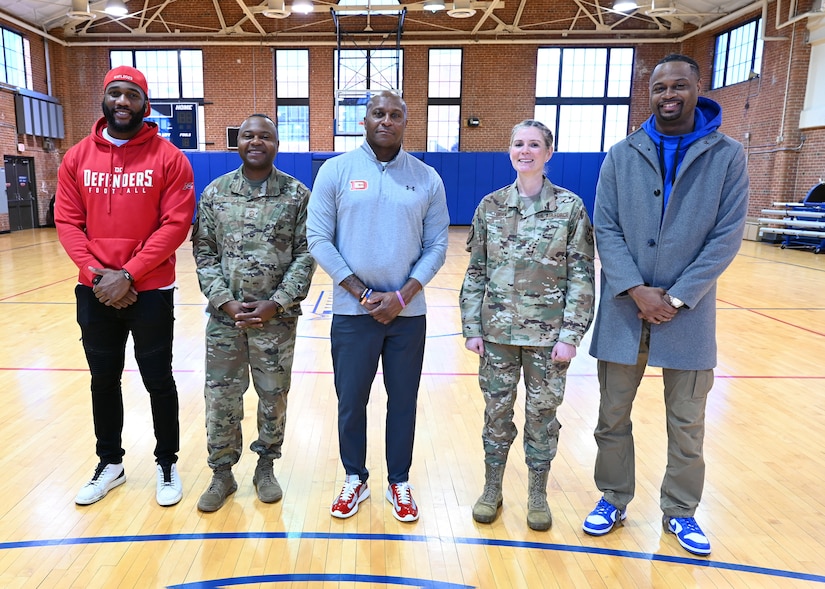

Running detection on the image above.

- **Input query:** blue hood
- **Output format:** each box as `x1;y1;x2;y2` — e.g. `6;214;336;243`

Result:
641;96;722;211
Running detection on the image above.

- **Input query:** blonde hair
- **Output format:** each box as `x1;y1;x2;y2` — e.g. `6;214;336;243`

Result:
510;119;554;149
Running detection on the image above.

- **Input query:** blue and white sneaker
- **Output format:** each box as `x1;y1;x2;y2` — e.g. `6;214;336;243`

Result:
582;497;626;536
664;516;711;556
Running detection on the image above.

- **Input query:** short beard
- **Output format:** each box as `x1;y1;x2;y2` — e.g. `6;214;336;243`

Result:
102;101;145;136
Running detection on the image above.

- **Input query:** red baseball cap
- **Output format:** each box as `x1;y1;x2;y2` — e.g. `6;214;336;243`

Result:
103;66;151;116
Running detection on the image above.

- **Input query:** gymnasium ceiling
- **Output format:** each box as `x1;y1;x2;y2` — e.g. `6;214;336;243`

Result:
0;0;770;46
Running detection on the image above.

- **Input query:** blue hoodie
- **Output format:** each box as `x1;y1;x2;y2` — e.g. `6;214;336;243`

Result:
641;96;722;212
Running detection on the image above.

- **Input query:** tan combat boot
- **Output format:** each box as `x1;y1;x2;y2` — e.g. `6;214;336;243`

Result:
253;458;283;503
472;463;505;523
197;469;238;512
526;468;552;531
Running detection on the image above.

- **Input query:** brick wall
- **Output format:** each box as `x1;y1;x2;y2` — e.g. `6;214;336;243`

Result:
308;46;334;151
692;1;821;212
458;45;536;150
201;46;276;149
0;91;12;233
0;21;61;229
3;2;824;231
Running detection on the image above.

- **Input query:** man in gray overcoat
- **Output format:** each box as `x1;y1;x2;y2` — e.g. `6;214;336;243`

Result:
581;54;749;556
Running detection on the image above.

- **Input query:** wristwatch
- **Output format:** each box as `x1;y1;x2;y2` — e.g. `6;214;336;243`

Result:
121;268;134;283
665;293;684;309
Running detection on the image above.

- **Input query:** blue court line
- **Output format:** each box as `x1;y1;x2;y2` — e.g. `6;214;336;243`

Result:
311;289;331;315
1;531;823;584
168;573;474;588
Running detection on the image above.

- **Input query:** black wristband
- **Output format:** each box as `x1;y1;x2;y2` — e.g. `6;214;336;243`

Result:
121;268;134;283
92;275;102;286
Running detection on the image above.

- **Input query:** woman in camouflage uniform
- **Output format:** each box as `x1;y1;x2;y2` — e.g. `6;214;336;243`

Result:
459;119;595;530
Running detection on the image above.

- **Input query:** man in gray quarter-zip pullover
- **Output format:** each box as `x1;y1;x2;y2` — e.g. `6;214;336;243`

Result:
307;91;450;523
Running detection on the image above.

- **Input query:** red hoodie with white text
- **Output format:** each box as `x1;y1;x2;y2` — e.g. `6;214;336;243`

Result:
55;118;195;291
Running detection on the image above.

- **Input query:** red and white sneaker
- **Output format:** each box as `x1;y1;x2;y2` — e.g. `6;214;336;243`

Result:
386;481;419;522
330;475;370;519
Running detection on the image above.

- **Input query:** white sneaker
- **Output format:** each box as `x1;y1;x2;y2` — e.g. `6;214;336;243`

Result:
156;463;183;507
75;462;126;505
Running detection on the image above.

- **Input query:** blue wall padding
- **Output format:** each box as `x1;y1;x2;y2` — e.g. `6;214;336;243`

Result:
185;151;606;225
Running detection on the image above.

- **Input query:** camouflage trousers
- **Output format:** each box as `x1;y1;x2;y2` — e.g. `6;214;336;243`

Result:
478;341;569;472
204;313;298;471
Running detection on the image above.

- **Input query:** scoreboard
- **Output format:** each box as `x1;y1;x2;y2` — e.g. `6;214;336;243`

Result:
170;103;197;150
147;102;198;151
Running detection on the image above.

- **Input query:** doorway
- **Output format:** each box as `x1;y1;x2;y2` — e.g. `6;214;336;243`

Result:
3;155;38;231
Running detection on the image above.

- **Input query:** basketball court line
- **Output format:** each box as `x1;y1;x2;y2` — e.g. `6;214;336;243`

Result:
2;531;824;586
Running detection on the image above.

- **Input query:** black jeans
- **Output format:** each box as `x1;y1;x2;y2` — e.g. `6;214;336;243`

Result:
75;285;180;467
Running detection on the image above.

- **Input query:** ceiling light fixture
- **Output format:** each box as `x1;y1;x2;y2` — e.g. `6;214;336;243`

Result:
67;0;96;19
263;0;291;18
612;0;638;12
292;0;314;14
103;0;129;16
644;0;677;16
424;0;446;12
447;0;476;18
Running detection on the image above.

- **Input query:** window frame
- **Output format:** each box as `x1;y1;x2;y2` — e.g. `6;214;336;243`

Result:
711;18;764;89
110;50;204;151
276;49;310;152
535;47;634;153
1;26;31;90
427;48;462;152
333;48;404;152
110;49;204;100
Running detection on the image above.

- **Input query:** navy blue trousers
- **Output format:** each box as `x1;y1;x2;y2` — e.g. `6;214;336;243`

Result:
331;314;426;485
75;285;180;467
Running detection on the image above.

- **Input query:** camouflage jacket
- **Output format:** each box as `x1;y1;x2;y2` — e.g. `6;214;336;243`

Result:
460;178;595;347
192;165;316;318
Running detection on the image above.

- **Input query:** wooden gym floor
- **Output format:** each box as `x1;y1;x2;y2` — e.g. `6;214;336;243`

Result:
0;226;824;588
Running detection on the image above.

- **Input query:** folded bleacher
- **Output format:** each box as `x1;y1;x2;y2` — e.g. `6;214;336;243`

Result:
758;183;825;254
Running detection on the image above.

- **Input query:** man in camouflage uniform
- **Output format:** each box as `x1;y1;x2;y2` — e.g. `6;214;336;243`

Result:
192;114;316;512
460;119;594;530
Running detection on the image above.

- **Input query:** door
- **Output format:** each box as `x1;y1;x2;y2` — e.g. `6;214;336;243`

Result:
4;156;38;231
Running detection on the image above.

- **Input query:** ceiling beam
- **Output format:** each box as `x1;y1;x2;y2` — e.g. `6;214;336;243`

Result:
0;1;770;47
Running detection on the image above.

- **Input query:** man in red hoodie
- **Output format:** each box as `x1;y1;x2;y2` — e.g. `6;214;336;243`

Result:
55;65;195;507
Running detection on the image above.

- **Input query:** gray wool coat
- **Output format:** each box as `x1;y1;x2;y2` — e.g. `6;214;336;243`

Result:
588;127;749;370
